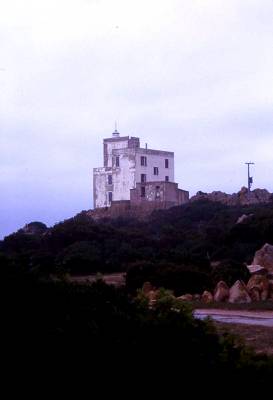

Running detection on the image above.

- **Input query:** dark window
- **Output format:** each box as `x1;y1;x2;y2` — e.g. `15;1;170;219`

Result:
108;192;113;203
141;186;146;198
154;167;159;175
165;159;169;168
108;175;112;185
141;156;147;166
116;156;120;167
165;176;169;182
141;174;146;183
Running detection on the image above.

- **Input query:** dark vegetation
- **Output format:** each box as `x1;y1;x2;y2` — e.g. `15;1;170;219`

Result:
2;200;273;382
2;266;273;384
216;322;273;356
2;200;273;294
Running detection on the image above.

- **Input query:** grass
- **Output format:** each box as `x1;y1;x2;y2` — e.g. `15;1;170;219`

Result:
216;322;273;356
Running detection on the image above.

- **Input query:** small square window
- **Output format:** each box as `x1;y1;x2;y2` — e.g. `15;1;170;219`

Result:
154;167;159;175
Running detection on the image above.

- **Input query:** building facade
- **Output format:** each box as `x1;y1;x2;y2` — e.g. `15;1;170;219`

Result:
93;129;188;209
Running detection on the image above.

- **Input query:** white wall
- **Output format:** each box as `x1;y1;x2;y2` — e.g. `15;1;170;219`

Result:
135;150;174;183
93;167;108;207
112;150;136;201
94;149;137;207
104;139;129;167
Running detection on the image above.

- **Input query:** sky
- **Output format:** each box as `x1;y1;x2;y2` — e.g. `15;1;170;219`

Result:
1;0;273;239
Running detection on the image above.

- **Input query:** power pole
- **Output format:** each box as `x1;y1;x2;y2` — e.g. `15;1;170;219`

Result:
245;162;254;193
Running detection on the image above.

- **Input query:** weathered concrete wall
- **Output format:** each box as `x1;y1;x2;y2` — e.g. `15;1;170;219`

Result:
178;189;190;204
103;136;140;167
103;137;130;168
94;136;139;208
88;201;183;221
93;167;111;208
94;134;186;209
111;148;137;202
94;149;137;208
130;181;189;206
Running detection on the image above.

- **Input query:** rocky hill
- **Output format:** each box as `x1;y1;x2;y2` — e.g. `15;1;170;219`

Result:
2;198;273;297
86;187;273;222
191;187;273;206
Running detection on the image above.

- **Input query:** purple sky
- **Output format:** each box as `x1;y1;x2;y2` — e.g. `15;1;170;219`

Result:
1;0;273;239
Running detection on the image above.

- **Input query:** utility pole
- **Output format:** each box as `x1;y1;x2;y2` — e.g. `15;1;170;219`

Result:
245;162;254;193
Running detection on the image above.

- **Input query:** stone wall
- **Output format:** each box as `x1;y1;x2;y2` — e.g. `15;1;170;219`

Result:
130;181;189;207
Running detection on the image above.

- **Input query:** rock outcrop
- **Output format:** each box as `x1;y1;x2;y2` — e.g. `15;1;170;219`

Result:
251;243;273;276
228;280;252;303
236;214;254;224
141;245;273;306
177;294;193;302
21;221;48;235
247;265;267;275
247;275;269;301
201;291;213;303
214;281;229;302
191;187;272;206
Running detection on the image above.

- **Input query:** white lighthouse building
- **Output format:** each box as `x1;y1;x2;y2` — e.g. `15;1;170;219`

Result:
93;129;188;209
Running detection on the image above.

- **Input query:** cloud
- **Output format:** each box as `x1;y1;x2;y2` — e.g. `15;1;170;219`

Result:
1;0;273;238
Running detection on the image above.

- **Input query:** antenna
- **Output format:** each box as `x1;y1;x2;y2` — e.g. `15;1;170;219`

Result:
245;162;255;193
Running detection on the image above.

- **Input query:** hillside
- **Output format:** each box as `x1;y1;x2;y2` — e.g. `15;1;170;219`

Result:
1;198;273;295
2;199;273;382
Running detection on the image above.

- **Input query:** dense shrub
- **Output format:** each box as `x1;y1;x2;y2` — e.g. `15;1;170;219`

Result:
210;259;250;287
2;200;273;293
126;261;211;294
2;270;272;384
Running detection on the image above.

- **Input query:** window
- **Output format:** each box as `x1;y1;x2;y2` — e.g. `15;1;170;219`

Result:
141;174;146;183
141;186;146;198
108;175;112;185
153;167;159;175
108;192;113;203
165;159;169;168
116;156;120;167
165;176;169;182
141;156;147;166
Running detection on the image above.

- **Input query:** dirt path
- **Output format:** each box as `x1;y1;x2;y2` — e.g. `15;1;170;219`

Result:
195;309;273;355
194;309;273;327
